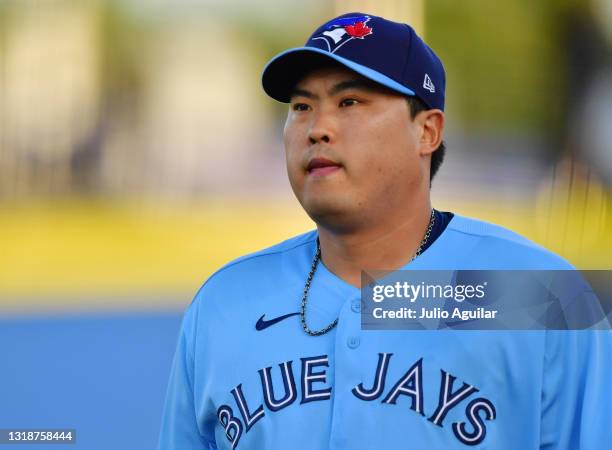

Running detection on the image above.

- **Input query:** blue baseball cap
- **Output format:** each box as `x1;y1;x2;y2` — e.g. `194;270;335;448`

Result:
262;12;446;111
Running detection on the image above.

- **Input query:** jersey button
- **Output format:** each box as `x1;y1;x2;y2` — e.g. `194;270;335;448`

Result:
351;300;361;313
347;336;361;349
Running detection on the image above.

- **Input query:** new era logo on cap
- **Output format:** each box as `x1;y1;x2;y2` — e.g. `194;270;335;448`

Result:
423;74;435;93
261;12;446;111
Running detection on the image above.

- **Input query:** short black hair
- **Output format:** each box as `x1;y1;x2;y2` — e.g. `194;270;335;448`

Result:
406;96;446;183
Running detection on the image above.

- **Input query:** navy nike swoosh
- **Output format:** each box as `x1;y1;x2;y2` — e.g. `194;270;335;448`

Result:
255;312;300;331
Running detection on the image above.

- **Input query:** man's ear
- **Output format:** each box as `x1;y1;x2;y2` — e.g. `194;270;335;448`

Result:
418;110;444;156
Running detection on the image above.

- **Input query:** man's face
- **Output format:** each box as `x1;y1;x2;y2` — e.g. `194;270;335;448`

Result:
283;66;433;230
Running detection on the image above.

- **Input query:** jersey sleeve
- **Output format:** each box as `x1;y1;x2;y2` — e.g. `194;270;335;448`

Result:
158;302;213;450
540;329;612;449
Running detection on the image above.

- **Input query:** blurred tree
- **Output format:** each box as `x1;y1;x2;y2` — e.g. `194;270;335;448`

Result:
427;0;565;136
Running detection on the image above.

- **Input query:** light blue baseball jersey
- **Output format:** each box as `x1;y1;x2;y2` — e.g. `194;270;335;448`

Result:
158;214;611;449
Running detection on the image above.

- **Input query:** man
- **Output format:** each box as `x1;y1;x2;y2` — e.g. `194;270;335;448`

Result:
158;13;611;449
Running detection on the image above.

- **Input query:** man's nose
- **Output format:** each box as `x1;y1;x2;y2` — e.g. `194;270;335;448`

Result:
308;109;336;145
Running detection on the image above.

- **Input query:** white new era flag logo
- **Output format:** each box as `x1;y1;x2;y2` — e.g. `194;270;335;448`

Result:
423;74;435;93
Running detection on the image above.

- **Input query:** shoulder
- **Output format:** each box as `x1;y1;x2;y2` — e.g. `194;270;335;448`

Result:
177;230;318;347
212;229;317;277
441;214;574;270
447;214;540;245
188;230;317;307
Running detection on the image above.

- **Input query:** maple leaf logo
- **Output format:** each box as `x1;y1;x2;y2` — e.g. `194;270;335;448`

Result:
344;22;373;38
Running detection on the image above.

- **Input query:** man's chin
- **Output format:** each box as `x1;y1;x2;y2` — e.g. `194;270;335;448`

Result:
302;199;363;232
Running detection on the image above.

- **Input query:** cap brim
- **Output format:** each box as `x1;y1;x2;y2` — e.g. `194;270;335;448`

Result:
261;47;415;103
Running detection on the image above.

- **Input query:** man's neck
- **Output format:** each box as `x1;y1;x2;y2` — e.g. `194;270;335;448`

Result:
317;203;433;288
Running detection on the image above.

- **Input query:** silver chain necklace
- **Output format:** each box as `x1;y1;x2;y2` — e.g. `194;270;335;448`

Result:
300;209;436;336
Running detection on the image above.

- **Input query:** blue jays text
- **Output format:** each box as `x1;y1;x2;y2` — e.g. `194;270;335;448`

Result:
218;352;496;448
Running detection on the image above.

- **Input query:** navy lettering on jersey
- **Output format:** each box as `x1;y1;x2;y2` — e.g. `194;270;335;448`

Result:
231;384;265;432
258;360;297;412
452;398;497;446
428;370;478;427
300;355;332;404
220;353;495;448
382;357;424;415
217;405;243;449
352;352;392;401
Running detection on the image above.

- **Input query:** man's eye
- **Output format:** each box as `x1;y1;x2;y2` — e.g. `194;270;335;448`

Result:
339;98;359;107
292;103;310;111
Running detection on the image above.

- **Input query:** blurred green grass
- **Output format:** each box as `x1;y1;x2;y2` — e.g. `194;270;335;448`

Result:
0;194;609;310
0;199;314;309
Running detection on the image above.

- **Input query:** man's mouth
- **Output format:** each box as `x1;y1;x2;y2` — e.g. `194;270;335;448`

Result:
306;157;343;176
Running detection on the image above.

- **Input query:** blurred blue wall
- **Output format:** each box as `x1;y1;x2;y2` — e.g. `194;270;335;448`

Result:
0;311;183;450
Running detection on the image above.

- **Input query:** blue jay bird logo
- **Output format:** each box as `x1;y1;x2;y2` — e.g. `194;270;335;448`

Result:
312;15;373;54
